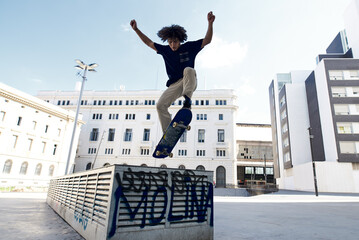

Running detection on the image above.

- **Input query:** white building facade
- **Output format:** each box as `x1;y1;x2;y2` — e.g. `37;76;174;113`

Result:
37;89;238;187
269;31;359;193
0;82;82;191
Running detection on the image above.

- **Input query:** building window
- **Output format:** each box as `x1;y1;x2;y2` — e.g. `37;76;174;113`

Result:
180;130;187;142
178;149;187;156
337;123;355;134
196;150;206;156
141;148;150;155
105;148;114;154
1;111;6;121
124;129;132;142
216;149;226;157
32;121;37;130
349;70;359;79
339;141;357;154
256;167;264;174
42;142;46;153
144;100;155;105
216;100;227;105
35;164;42;176
179;165;186;169
122;149;131;155
245;167;254;174
53;144;57;155
19;162;28;175
280;96;286;108
198;129;205;143
92;113;103;120
334;104;350;115
86;162;92;170
160;164;167;168
146;114;151;120
266;168;274;175
196;165;205;171
17;116;22;126
3;160;12;174
12;135;18;149
109;114;119;120
28;139;33;151
45;125;49;133
282;123;288;134
143;129;150;141
125;114;136;120
197;114;207;120
88;148;97;154
218;129;225;142
281;110;287;120
331;87;347;97
283;138;289;148
108;128;115;141
329;70;344;80
90;128;99;141
219;114;223;120
48;165;55;176
284;152;291;162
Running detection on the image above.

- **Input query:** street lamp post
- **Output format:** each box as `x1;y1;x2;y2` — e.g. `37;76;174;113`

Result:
308;127;319;197
65;60;98;175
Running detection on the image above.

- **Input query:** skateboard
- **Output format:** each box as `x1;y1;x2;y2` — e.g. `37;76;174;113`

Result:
153;108;192;158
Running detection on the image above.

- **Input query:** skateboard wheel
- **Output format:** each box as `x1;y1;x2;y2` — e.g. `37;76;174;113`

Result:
156;151;161;156
169;153;173;158
173;122;177;128
187;125;191;131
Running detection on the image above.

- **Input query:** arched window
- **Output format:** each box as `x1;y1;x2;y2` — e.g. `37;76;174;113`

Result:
48;165;55;176
19;162;28;175
86;162;92;170
179;165;186;169
141;164;148;167
3;160;12;174
160;164;167;168
35;164;42;176
196;165;205;171
103;163;110;167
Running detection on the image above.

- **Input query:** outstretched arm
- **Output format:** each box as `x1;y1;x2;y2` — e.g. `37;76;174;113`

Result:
130;20;157;52
201;11;215;48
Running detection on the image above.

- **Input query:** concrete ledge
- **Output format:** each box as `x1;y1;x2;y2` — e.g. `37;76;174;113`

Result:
214;188;250;197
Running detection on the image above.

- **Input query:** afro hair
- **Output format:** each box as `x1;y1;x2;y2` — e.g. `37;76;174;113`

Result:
157;24;188;43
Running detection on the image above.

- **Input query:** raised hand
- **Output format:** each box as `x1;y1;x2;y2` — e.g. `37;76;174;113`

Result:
130;19;138;31
207;11;215;24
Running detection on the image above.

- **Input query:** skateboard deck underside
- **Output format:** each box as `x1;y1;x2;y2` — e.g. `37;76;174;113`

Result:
153;109;192;158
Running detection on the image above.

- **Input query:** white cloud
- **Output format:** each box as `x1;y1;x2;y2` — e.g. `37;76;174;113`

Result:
121;24;131;32
197;35;248;69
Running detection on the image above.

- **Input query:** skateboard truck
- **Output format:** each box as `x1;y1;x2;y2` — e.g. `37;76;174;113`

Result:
172;122;191;131
156;149;173;158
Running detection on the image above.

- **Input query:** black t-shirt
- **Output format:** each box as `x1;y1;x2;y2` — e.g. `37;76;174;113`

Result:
154;39;203;87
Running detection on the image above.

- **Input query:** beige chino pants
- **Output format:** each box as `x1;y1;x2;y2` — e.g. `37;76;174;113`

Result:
156;67;197;133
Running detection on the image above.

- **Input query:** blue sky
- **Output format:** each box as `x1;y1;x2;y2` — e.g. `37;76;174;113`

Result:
0;0;353;123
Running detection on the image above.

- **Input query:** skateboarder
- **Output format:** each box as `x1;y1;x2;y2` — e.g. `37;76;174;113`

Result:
130;11;215;133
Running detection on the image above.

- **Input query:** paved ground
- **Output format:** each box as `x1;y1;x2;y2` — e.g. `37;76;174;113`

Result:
1;191;359;239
